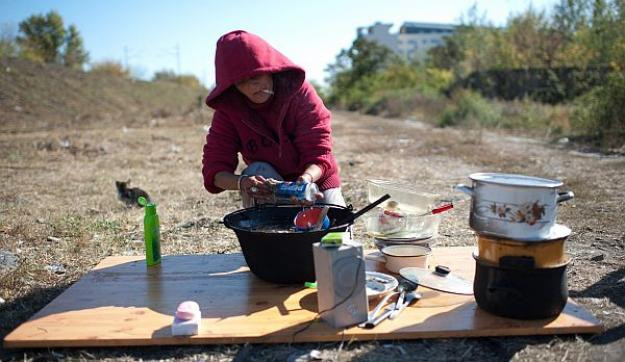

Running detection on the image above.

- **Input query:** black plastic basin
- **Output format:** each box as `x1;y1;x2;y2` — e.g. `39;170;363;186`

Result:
223;204;353;284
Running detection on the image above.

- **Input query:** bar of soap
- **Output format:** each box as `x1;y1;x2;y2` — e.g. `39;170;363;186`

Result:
175;301;200;320
171;301;201;336
171;313;200;336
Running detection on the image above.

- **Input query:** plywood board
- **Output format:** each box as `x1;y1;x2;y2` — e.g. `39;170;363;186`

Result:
4;247;602;348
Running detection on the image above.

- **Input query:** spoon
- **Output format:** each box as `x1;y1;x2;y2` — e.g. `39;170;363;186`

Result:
389;290;421;319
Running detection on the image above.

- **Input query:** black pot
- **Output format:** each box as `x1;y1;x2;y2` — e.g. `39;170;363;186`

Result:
473;254;569;319
223;204;354;284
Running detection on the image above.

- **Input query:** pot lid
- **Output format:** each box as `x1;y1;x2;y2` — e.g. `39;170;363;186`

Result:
469;173;563;188
400;266;473;295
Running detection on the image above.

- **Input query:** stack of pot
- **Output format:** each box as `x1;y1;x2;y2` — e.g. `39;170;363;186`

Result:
455;173;575;319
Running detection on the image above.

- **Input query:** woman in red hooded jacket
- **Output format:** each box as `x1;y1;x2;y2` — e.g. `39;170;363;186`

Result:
202;30;345;207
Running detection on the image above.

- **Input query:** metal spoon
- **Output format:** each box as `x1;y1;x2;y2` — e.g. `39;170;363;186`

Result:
389;291;421;319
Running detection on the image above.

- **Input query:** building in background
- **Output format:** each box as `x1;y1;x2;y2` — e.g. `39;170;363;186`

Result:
357;22;456;61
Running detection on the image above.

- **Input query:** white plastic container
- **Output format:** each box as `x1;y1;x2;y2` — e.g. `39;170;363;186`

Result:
371;245;432;274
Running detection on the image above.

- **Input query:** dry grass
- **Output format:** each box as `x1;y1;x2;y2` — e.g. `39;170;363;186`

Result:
1;68;625;360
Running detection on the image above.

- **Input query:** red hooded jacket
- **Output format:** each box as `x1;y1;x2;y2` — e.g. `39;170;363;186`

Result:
202;30;341;193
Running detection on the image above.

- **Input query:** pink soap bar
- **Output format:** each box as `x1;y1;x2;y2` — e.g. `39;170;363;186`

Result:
175;301;200;320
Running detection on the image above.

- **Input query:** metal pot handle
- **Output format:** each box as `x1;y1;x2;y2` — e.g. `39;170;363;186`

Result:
453;184;474;196
557;191;574;203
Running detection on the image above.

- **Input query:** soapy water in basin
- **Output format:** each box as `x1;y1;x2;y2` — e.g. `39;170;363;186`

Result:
250;224;297;233
236;219;302;233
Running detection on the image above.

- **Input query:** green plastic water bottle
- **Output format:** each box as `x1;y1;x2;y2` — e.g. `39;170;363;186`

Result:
139;196;161;266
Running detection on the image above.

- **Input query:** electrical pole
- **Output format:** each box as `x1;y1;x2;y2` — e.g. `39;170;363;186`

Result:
176;43;180;75
124;46;129;70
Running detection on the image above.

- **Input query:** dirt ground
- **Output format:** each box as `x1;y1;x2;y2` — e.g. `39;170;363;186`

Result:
0;108;624;361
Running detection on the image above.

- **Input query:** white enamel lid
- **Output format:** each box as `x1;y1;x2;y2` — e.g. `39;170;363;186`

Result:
469;173;563;188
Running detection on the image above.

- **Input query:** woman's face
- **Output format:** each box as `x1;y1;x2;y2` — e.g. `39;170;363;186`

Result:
235;73;273;104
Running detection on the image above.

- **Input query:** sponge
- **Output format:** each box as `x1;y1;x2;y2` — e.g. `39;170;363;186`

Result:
171;301;201;336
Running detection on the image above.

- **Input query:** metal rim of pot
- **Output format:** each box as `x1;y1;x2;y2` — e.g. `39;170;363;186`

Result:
475;231;569;268
472;251;571;270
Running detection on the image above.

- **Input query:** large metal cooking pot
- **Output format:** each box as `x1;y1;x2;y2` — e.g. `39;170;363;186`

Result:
473;253;569;319
223;204;354;284
455;173;574;240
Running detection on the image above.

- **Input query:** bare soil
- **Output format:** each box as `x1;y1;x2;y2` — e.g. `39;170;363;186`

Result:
1;108;624;361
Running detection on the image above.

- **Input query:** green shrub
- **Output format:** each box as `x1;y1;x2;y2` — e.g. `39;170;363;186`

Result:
90;60;129;78
438;90;502;128
498;98;569;134
572;74;625;148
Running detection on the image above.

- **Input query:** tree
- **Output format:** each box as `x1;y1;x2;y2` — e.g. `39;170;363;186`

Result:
325;37;396;107
326;38;396;89
427;34;464;70
552;0;591;36
63;24;88;68
17;10;66;63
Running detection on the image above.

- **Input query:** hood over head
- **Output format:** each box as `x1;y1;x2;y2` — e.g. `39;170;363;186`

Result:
205;30;305;110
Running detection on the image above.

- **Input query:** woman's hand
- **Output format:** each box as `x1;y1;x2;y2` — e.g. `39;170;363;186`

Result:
240;175;273;201
296;173;314;184
290;174;323;205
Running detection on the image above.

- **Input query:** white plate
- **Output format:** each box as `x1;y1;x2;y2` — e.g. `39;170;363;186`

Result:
365;271;398;299
374;238;431;251
477;223;572;242
373;231;434;241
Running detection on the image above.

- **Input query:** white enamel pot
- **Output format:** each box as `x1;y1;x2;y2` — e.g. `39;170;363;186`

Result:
370;245;431;274
454;173;574;240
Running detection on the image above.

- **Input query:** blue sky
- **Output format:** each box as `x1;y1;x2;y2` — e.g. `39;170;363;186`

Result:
1;0;558;86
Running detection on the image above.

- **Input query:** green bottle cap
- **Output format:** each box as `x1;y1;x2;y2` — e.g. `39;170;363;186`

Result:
138;196;156;215
321;232;343;247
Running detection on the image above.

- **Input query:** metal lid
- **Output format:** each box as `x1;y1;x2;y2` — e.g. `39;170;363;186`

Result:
400;266;473;295
469;173;563;188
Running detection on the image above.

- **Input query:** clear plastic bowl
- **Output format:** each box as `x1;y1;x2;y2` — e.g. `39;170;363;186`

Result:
367;179;438;215
362;208;442;240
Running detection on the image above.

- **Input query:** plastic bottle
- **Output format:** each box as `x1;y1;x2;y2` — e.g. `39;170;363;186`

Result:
272;181;319;203
139;196;161;266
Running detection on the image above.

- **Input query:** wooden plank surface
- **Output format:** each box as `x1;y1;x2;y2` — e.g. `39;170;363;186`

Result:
4;247;602;348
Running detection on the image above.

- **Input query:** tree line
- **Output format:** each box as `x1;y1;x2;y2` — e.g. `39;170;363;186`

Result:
324;0;625;148
0;10;203;89
0;10;88;68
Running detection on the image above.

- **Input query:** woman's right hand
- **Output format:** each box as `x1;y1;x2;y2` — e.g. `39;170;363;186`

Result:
240;175;273;201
